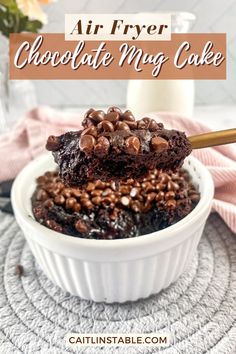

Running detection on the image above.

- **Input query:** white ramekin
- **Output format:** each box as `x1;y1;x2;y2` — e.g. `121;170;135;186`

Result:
11;153;214;303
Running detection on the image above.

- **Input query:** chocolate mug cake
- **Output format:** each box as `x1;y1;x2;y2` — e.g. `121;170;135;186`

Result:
32;107;199;240
32;168;200;240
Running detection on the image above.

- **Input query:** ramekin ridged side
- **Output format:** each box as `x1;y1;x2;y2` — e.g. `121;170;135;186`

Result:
12;153;214;303
25;224;204;302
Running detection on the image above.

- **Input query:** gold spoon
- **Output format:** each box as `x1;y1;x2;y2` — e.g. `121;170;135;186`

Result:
188;128;236;149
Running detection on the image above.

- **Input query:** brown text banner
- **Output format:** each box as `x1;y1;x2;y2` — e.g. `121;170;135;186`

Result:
9;33;226;80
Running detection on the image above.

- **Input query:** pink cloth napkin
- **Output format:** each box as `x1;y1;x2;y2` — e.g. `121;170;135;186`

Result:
0;106;235;233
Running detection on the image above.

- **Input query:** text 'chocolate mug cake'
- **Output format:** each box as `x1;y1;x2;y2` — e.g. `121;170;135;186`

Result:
32;168;200;240
46;107;192;187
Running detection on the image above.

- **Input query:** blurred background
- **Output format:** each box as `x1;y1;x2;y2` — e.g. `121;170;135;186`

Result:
0;0;235;131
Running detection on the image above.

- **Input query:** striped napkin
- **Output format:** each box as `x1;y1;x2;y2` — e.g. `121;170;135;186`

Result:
148;112;236;233
0;106;235;232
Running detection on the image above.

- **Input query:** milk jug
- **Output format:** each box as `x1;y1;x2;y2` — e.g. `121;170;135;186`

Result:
126;12;196;118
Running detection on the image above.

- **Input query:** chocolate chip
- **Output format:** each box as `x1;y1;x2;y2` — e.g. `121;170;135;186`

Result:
55;182;64;191
63;188;71;198
92;196;102;205
165;191;176;200
156;192;165;201
116;121;130;131
145;173;154;182
43;199;54;208
126;178;134;185
143;117;151;124
36;189;48;201
125;136;140;155
86;182;95;192
54;195;65;205
81;126;98;137
182;171;191;182
102;188;113;196
122;110;135;121
79;134;96;153
75;220;88;233
177;198;188;207
82;118;94;128
178;190;188;199
119;186;130;194
45;183;54;193
188;188;198;195
151;137;169;152
124;120;138;129
111;181;117;191
141;182;155;192
167;181;179;191
120;196;130;206
80;199;93;209
81;192;89;199
190;193;200;203
71;189;81;198
91;189;102;197
88;110;105;122
46;135;61;151
15;264;24;276
95;181;106;189
36;176;46;185
166;199;177;209
51;188;61;197
66;197;76;209
159;173;171;184
190;184;197;192
73;203;81;212
97;120;114;132
146;192;156;202
33;206;44;219
137;119;147;129
94;136;110;157
130;187;138;198
158;183;166;191
84;108;95;119
142;202;152;213
102;196;114;205
157;122;164;129
46;219;62;232
106;111;120;123
130;200;141;212
108;193;116;202
107;106;122;114
45;171;57;178
149;119;159;132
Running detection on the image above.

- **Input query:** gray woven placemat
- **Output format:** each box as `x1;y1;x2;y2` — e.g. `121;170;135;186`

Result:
0;212;236;354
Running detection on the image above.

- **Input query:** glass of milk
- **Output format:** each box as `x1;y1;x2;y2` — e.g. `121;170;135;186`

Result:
126;12;196;118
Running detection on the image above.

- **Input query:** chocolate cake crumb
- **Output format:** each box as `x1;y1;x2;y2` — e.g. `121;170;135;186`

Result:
15;265;24;276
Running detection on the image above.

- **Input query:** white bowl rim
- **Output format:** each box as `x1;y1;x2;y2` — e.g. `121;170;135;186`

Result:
11;153;214;251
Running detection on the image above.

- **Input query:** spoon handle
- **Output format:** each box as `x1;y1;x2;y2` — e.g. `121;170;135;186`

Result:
188;128;236;149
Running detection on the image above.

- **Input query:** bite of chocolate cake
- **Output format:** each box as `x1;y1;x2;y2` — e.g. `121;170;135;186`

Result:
46;107;192;187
